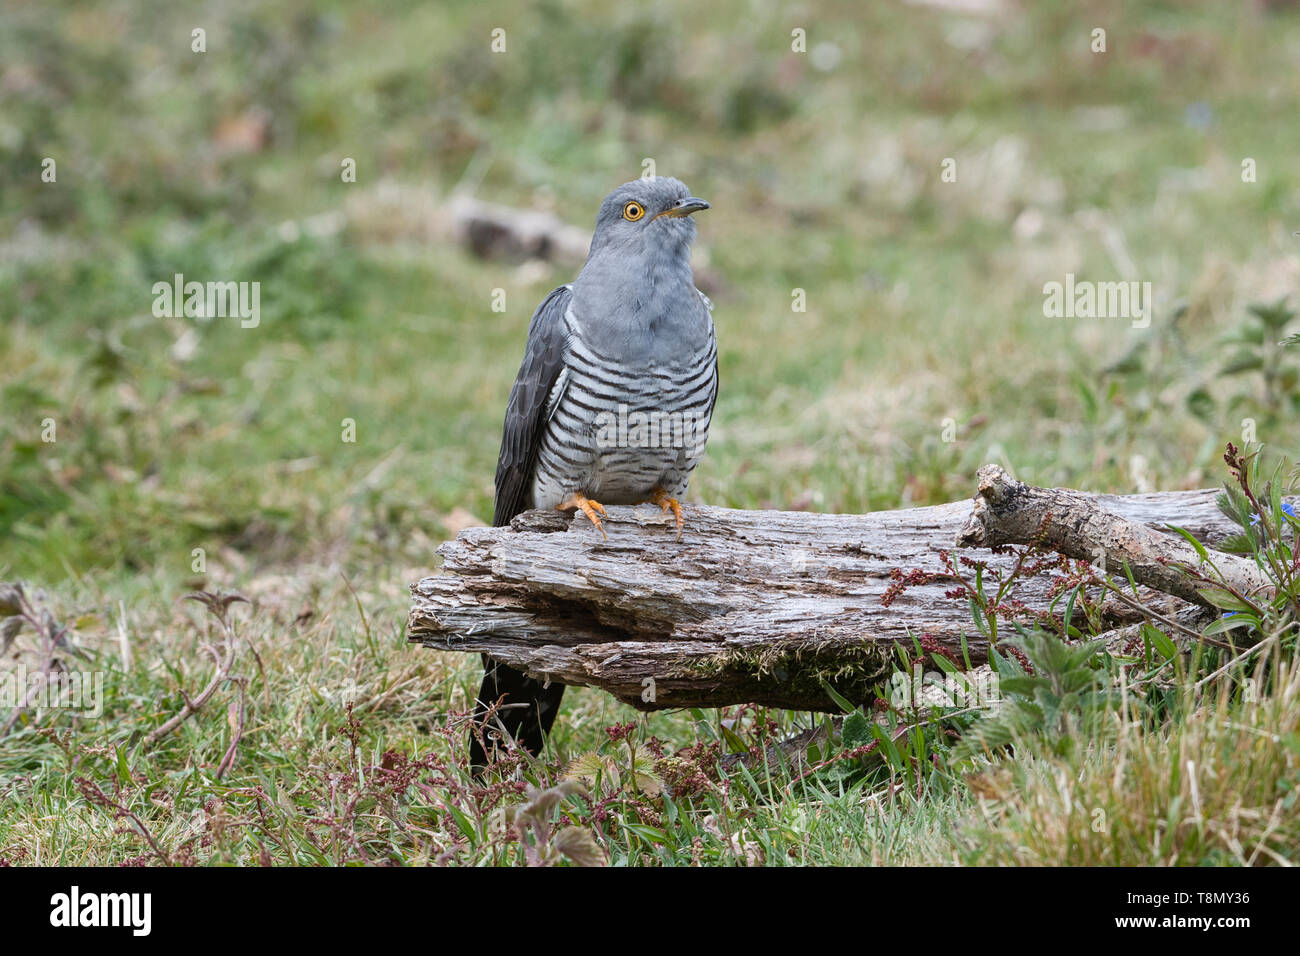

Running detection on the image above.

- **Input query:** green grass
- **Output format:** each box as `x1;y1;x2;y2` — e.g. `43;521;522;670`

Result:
1;0;1299;865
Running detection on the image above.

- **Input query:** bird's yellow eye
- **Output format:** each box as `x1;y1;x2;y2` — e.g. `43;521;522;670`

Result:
622;201;645;222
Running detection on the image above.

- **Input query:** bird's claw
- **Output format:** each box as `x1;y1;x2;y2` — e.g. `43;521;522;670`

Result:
559;493;608;540
649;488;684;541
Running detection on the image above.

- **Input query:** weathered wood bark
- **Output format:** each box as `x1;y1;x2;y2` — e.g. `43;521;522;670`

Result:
409;473;1291;712
956;465;1273;604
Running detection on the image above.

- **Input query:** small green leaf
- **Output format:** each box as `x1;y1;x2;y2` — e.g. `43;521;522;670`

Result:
931;652;962;676
1248;297;1295;330
819;679;858;715
719;723;748;755
1218;533;1255;555
447;804;478;844
1167;524;1209;562
1203;614;1256;636
622;821;668;843
842;711;873;750
1220;350;1264;375
116;746;132;784
1196;588;1252;612
869;721;904;770
1145;625;1178;662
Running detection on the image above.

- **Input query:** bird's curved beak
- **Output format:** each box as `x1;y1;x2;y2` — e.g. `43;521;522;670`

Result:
655;197;711;220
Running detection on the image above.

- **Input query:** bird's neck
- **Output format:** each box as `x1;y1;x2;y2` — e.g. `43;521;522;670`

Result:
570;247;705;355
576;244;696;303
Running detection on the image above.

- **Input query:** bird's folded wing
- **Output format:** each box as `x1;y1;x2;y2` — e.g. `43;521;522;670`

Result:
492;284;573;527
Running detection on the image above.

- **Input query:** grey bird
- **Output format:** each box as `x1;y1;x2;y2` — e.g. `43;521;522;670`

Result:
470;177;717;770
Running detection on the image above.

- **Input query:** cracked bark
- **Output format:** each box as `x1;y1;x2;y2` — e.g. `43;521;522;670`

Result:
409;468;1286;712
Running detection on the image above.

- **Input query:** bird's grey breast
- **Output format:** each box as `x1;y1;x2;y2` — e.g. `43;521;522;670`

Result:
539;268;715;504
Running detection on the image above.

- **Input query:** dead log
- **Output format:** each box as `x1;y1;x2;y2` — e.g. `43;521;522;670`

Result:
956;465;1272;604
445;195;593;266
409;472;1291;712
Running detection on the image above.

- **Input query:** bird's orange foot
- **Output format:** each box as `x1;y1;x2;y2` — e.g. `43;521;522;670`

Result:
559;493;608;540
648;487;684;541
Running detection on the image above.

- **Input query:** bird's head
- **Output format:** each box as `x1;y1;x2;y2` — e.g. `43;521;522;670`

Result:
587;177;709;258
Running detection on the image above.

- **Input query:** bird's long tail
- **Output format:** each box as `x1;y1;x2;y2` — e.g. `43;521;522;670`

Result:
469;655;565;771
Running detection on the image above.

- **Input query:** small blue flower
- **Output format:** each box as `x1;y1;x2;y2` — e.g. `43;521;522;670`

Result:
1249;503;1295;528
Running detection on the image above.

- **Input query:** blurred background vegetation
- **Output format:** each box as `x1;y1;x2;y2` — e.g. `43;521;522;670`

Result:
1;0;1299;864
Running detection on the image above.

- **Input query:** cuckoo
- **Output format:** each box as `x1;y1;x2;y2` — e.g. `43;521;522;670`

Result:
470;177;717;770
